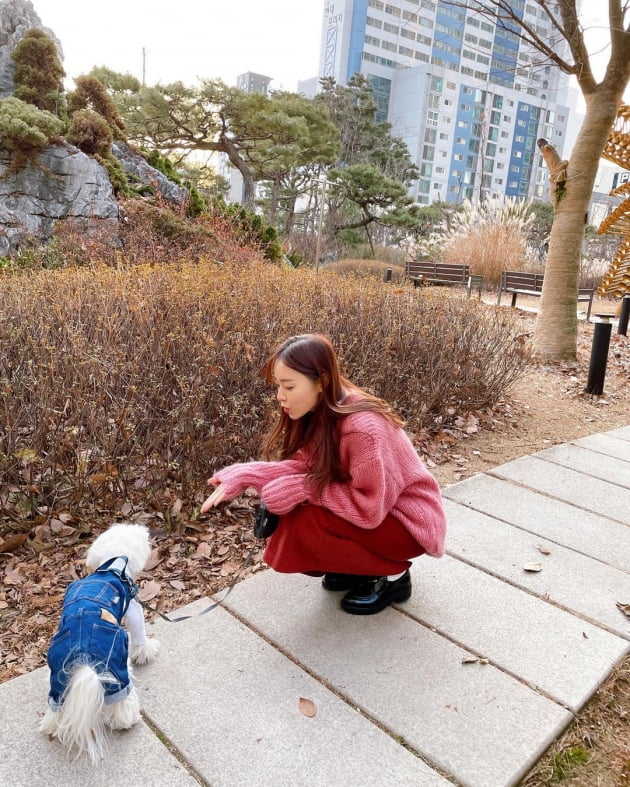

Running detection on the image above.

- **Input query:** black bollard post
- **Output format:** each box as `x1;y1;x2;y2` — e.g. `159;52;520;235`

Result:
384;267;393;283
586;315;613;395
618;295;630;336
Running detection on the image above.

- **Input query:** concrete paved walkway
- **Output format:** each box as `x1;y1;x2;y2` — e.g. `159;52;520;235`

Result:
1;427;629;786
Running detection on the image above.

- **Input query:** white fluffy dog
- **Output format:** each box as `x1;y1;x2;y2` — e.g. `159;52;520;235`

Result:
39;523;160;763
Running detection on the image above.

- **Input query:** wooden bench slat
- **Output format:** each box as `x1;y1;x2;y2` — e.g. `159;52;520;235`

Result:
404;261;482;299
497;270;594;321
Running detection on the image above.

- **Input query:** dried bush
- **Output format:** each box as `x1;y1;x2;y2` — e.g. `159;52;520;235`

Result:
325;258;406;283
416;197;536;287
0;262;527;518
579;256;611;291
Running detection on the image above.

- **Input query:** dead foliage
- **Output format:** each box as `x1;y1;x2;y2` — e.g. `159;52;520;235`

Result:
40;198;268;269
0;261;527;518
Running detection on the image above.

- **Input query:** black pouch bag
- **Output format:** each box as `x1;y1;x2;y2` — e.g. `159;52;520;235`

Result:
253;503;279;539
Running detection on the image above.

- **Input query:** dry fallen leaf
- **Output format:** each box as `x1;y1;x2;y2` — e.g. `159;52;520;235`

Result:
3;568;25;585
523;562;543;572
138;580;161;601
195;542;212;558
617;602;630;619
144;548;164;571
0;533;28;553
298;697;317;717
536;545;551;555
461;656;479;664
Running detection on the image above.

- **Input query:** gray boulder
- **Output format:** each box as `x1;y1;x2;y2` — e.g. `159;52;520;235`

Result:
0;0;63;98
112;142;190;206
0;142;119;255
0;0;189;254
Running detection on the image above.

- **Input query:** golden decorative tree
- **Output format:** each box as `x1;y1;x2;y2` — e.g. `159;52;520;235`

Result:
598;104;630;298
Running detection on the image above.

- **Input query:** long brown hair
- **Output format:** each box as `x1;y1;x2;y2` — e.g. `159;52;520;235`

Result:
261;334;403;493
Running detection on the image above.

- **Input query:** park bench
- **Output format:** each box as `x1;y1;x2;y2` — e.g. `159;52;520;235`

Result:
404;260;483;299
497;270;594;321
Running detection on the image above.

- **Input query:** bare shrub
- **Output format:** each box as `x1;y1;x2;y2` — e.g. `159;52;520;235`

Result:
17;200;268;270
579;256;612;291
0;262;527;515
350;244;407;265
325;258;406;282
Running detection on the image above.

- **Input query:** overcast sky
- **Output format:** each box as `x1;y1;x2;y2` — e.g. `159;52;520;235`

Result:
29;0;622;106
32;0;325;91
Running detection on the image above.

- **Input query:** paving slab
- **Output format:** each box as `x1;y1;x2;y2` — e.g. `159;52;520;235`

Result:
573;432;630;462
489;455;630;524
220;570;571;787
535;443;630;487
0;665;197;787
608;425;630;441
138;599;449;787
405;556;629;711
443;498;630;640
443;473;630;572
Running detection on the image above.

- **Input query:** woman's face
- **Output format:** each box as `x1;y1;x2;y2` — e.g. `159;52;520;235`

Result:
273;360;322;420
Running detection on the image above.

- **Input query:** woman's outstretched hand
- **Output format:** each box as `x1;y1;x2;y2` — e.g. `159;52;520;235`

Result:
200;478;227;513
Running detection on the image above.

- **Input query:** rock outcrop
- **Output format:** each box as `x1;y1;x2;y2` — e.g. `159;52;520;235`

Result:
112;142;189;205
0;0;190;254
0;143;119;255
0;0;63;98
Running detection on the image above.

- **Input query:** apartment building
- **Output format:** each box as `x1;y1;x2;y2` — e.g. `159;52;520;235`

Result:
317;0;573;204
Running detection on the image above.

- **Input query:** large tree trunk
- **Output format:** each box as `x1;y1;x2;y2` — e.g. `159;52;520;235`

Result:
268;177;279;224
284;193;297;235
533;90;620;359
220;135;256;211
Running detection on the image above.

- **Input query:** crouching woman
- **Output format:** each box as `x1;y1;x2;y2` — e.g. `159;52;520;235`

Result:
201;333;446;615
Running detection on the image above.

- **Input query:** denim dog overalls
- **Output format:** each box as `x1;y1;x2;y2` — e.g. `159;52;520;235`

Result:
46;556;138;710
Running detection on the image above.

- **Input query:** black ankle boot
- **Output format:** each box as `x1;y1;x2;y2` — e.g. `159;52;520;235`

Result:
321;573;377;592
340;571;412;615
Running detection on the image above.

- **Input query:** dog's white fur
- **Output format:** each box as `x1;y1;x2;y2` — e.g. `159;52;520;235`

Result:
39;523;160;764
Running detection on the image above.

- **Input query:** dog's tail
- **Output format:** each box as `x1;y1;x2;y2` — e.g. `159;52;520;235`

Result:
41;664;112;764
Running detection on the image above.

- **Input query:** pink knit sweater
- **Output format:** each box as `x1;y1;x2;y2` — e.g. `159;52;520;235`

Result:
214;410;447;557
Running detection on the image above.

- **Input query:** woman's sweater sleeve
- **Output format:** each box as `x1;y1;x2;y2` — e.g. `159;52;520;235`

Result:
214;455;309;500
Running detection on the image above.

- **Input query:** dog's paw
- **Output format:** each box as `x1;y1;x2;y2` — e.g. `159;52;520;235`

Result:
130;637;161;665
39;707;59;736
